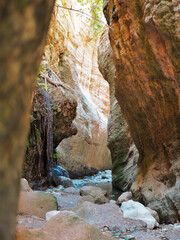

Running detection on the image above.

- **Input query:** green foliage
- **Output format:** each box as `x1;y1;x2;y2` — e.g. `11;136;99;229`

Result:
53;151;60;160
77;0;104;39
36;65;48;90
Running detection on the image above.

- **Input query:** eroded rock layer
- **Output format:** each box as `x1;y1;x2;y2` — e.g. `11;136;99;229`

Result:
105;0;180;222
44;0;111;176
98;27;139;191
24;61;77;186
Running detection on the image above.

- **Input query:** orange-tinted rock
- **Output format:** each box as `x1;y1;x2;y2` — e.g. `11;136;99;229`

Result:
98;27;139;191
16;226;56;240
105;0;180;222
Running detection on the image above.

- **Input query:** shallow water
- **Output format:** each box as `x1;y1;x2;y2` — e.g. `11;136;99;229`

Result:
72;170;121;200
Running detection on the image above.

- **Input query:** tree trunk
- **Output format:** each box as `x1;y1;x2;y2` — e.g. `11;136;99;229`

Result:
0;1;55;239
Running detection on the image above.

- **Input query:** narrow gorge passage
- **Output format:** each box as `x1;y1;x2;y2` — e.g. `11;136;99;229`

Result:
0;0;180;240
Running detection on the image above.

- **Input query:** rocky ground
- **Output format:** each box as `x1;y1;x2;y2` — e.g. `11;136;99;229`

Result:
16;172;180;240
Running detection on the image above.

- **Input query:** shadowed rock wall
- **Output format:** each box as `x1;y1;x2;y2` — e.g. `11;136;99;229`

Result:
98;27;139;191
24;60;77;187
105;0;180;222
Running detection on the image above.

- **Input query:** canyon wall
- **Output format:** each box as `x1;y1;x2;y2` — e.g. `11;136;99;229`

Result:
98;27;139;191
44;0;111;177
24;60;77;187
104;0;180;222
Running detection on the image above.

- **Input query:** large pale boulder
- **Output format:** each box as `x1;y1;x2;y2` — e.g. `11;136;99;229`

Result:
73;201;146;230
121;200;159;229
80;186;106;204
43;211;110;240
18;191;58;218
16;226;56;240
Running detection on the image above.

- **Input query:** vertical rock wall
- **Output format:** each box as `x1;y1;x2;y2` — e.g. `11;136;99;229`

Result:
45;0;111;177
98;27;139;191
105;0;180;222
24;60;77;187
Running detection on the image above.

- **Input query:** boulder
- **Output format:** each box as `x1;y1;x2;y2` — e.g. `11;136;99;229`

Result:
51;176;74;188
50;166;69;178
16;226;56;240
20;178;32;192
73;201;146;231
146;207;160;223
43;211;110;240
18;191;58;218
121;200;159;229
80;186;106;204
17;215;45;230
117;192;132;205
64;187;80;195
45;210;60;221
79;196;95;203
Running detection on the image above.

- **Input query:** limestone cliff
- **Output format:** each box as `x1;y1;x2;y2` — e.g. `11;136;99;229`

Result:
98;27;139;191
44;0;111;177
105;0;180;222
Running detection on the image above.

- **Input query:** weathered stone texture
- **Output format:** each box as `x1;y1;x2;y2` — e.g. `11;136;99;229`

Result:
105;0;180;222
24;61;77;186
44;0;111;176
98;27;139;191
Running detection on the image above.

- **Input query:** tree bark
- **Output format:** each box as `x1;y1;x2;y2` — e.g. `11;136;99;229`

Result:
0;1;55;239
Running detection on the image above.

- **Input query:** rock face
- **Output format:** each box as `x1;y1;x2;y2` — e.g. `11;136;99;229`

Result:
45;0;111;177
98;27;139;191
24;60;77;186
104;0;180;222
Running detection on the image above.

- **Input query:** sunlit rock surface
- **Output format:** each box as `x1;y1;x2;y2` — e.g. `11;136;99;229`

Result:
105;0;180;222
98;27;139;191
45;0;111;176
